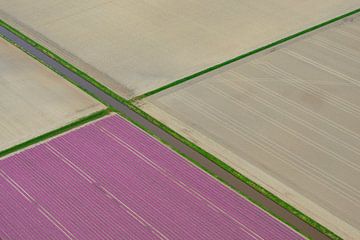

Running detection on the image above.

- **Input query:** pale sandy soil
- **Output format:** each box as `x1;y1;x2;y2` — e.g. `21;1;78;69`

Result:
0;0;358;99
140;16;360;240
0;38;104;151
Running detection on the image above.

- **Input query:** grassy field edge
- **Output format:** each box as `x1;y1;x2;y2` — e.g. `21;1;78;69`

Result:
131;8;360;102
0;109;110;158
0;18;344;239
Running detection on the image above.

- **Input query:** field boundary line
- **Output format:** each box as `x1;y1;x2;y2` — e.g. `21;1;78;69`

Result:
130;8;360;102
0;17;349;239
0;109;110;158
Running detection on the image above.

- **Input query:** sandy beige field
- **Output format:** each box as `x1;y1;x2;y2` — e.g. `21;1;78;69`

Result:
140;16;360;239
0;0;358;99
0;38;104;151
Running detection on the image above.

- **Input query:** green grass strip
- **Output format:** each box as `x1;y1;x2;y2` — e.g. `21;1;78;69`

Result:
131;8;360;101
1;13;353;238
0;109;110;158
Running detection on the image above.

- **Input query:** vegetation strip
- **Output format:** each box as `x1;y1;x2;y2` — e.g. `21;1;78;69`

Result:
131;8;360;102
0;14;353;238
0;109;110;159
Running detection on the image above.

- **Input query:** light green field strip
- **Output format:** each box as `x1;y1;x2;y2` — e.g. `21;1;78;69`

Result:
141;14;360;240
0;109;110;159
0;37;105;152
133;7;360;101
0;1;358;99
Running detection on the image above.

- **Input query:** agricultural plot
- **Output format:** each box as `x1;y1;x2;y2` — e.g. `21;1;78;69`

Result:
0;37;104;152
140;16;360;239
0;114;304;240
0;1;358;99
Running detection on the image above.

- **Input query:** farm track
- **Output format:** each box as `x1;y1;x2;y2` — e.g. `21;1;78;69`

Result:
0;23;336;240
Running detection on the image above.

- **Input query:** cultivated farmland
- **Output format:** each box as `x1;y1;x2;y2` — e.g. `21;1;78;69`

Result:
0;38;104;152
0;115;304;240
139;16;360;239
0;1;358;98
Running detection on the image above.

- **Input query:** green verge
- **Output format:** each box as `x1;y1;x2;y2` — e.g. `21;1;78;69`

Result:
131;7;360;102
0;14;351;239
0;109;110;158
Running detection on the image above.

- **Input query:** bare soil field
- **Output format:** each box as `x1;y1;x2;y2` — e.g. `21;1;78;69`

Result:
0;1;358;99
0;38;104;152
140;16;360;239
